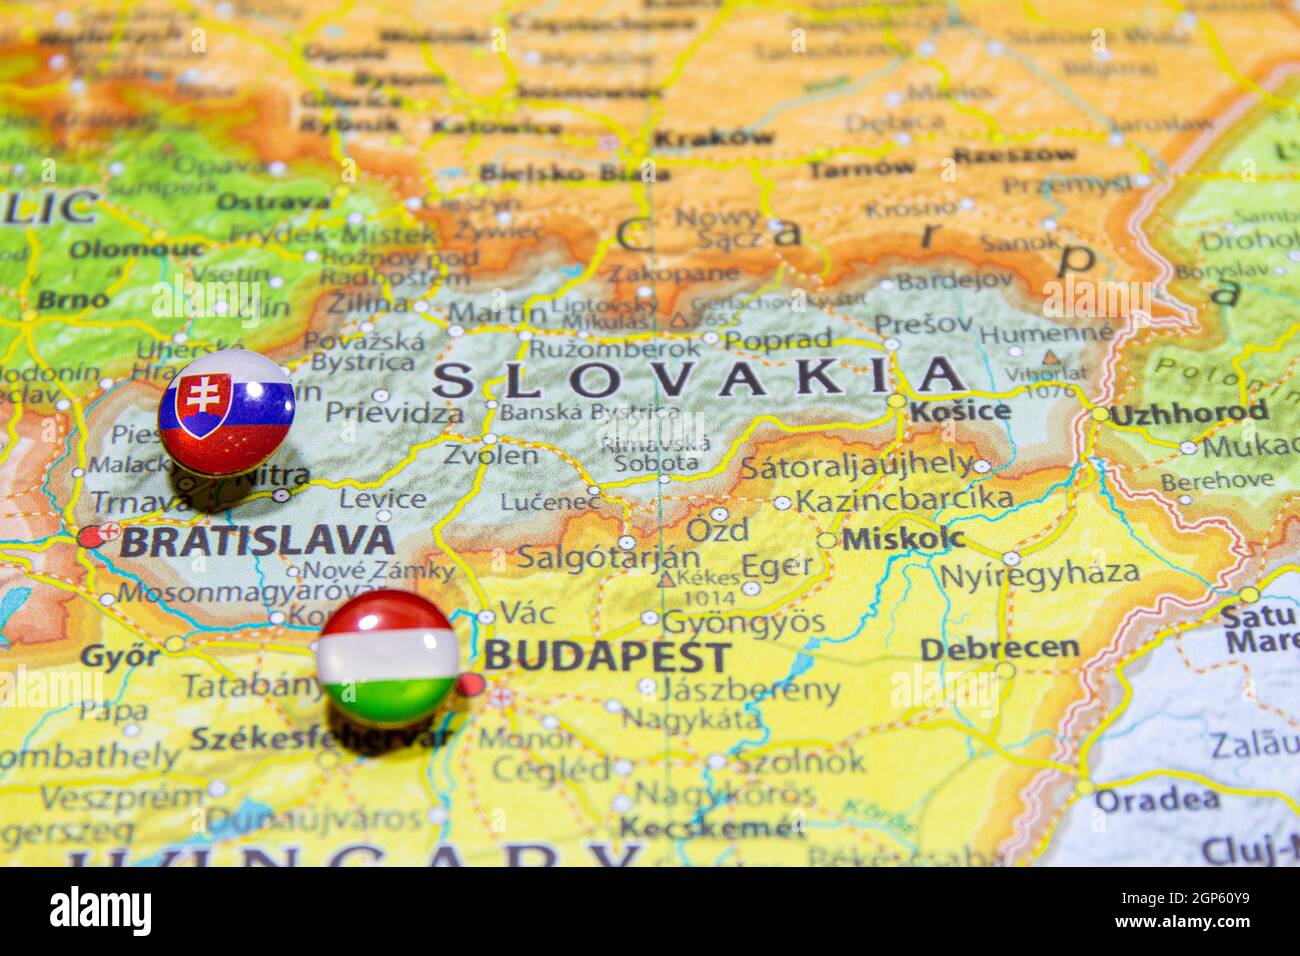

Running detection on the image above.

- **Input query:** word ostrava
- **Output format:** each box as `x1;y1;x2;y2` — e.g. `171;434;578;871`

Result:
429;356;968;399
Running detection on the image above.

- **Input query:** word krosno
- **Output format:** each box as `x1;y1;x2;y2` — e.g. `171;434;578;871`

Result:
1041;274;1152;319
429;355;968;399
0;665;103;709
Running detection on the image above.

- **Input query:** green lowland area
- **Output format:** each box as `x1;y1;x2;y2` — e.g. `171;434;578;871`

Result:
1109;81;1300;501
0;110;392;400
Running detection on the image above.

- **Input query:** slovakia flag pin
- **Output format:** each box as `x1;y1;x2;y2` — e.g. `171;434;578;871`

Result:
158;349;295;478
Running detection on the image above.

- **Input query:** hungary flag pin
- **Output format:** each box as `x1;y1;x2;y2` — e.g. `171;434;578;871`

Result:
316;590;460;727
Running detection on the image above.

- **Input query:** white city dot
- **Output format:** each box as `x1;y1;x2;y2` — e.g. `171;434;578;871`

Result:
108;161;125;176
55;399;70;411
917;40;936;56
587;485;601;496
884;337;900;351
879;279;895;291
268;161;286;176
359;321;374;333
208;780;228;798
427;807;449;825
1002;551;1021;567
658;473;671;485
270;611;285;625
477;609;496;624
618;535;636;550
637;677;656;695
372;389;389;403
707;753;727;770
172;331;188;343
974;459;991;474
1289;251;1300;263
768;218;784;232
1042;218;1058;231
895;132;912;146
1135;174;1152;188
1178;494;1192;505
614;759;633;777
1107;132;1123;146
72;467;84;478
272;488;290;503
612;794;633;813
1180;440;1198;455
710;507;729;521
376;509;392;523
640;610;659;626
495;211;512;225
483;433;498;445
49;54;67;70
702;331;720;344
959;197;975;210
413;300;429;313
518;330;532;341
269;276;284;289
287;566;300;577
304;250;319;262
637;285;653;298
1008;345;1023;357
98;377;113;390
123;723;140;737
604;699;623;714
347;213;364;226
987;40;1005;55
448;324;465;337
541;715;559;730
405;196;422;210
99;593;115;606
742;581;761;596
774;496;792;511
884;91;903;107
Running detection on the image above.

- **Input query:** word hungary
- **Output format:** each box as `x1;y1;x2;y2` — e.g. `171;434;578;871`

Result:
428;355;969;400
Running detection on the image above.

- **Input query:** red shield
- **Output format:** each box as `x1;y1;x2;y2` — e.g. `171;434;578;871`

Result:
175;373;232;440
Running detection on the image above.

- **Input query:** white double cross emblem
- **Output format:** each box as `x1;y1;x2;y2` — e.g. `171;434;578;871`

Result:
185;376;222;413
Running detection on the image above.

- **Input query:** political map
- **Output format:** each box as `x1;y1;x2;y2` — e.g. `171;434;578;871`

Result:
0;0;1298;867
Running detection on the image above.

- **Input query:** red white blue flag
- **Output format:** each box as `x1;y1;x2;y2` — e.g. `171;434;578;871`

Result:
159;349;294;477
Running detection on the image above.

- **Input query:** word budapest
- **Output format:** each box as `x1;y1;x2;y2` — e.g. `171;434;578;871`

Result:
430;356;968;399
